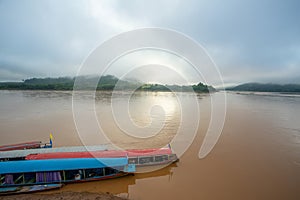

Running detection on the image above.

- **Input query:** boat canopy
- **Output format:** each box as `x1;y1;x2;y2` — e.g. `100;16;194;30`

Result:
0;158;128;174
26;148;172;160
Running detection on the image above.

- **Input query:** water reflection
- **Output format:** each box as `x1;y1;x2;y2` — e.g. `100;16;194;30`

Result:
49;163;178;196
93;91;184;149
21;90;72;99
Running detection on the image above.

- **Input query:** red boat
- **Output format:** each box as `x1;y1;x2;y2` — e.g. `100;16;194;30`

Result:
0;141;43;151
0;134;53;152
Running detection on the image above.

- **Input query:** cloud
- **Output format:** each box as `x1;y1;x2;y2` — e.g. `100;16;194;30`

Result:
0;0;147;80
0;0;299;84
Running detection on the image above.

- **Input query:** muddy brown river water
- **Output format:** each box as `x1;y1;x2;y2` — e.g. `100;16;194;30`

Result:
0;90;299;200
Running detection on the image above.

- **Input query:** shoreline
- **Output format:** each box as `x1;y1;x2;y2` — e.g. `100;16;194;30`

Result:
0;191;127;200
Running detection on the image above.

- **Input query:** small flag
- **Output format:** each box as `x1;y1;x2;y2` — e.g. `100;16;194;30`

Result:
49;133;53;147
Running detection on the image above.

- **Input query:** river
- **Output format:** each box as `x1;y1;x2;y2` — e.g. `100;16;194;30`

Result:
0;90;299;199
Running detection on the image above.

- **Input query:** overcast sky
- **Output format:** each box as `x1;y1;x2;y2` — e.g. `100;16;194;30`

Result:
0;0;299;85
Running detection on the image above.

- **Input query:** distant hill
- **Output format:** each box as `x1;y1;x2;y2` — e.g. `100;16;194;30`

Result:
0;75;216;93
0;77;75;90
138;82;216;93
228;83;300;93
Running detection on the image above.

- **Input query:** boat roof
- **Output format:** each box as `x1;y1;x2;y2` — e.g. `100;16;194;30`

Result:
26;148;173;160
0;145;110;159
0;157;128;174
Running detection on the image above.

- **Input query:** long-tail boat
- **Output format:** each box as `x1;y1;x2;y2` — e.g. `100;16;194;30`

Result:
0;134;54;152
0;136;178;194
0;141;52;152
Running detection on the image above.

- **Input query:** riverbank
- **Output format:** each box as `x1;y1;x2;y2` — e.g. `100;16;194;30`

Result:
0;191;126;200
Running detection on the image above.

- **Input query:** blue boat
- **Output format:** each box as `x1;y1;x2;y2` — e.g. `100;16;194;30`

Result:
0;157;135;188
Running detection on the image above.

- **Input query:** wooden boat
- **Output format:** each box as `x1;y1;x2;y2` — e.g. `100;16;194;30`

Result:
0;134;54;152
0;183;62;195
0;157;135;188
0;141;44;151
0;139;177;191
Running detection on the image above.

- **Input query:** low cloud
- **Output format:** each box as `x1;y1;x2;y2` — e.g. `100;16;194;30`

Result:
0;0;299;84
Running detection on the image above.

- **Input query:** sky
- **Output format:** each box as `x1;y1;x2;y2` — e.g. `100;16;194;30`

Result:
0;0;299;86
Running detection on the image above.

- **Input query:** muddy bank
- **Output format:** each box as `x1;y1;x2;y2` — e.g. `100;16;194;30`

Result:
0;192;126;200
